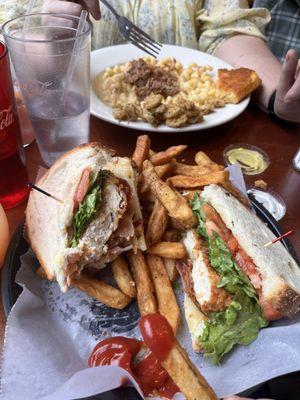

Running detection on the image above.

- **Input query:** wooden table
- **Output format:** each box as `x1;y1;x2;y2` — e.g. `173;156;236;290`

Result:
2;106;300;345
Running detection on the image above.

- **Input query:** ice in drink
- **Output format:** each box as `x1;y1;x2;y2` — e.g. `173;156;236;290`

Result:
28;90;89;166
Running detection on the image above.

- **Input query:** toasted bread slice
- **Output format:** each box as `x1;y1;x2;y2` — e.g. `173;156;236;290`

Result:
217;68;261;104
202;184;300;317
184;294;207;353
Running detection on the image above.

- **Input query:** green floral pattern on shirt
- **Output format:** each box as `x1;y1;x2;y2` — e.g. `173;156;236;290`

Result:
1;0;270;54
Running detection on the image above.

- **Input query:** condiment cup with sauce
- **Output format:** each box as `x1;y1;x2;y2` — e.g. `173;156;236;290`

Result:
223;143;270;175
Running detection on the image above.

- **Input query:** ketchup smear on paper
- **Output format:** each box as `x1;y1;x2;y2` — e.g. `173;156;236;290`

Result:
88;314;179;399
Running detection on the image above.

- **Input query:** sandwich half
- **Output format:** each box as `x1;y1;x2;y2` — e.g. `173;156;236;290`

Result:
178;184;300;363
26;143;146;292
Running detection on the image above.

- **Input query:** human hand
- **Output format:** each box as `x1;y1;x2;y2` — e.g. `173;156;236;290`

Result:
274;49;300;123
42;0;101;20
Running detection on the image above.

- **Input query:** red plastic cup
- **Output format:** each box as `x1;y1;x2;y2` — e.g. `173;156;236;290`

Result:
0;41;29;209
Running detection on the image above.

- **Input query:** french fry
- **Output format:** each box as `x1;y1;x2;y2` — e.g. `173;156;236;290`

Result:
127;249;157;316
36;265;134;312
195;151;214;166
147;255;180;332
168;217;186;231
140;161;175;194
173;162;222;177
161;341;217;400
150;145;187;166
111;255;136;298
147;242;187;259
132;135;151;171
168;170;228;189
145;198;168;246
73;272;131;310
155;161;175;177
195;151;223;171
143;160;197;228
162;229;182;242
164;258;179;282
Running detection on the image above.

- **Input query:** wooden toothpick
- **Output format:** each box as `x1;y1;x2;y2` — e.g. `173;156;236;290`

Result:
263;230;293;248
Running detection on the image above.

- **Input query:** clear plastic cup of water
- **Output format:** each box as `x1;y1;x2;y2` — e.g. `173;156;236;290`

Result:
2;13;91;166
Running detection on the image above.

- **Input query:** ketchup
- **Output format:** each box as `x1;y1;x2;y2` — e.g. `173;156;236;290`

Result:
139;314;174;362
89;314;179;399
88;337;142;373
134;351;179;398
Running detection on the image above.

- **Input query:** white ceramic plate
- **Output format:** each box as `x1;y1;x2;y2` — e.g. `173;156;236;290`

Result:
91;44;250;133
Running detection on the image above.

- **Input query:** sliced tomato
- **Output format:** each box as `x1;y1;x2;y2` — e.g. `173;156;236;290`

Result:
205;218;238;254
206;220;226;241
227;237;239;254
235;249;262;289
73;167;91;211
235;249;257;275
202;203;231;241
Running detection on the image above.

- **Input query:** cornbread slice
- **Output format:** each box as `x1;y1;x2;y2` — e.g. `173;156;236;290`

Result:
217;67;262;104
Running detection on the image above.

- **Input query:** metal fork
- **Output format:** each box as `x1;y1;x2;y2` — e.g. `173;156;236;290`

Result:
99;0;162;58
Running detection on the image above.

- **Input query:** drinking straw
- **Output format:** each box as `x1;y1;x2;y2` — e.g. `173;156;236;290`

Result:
22;0;36;38
61;10;88;104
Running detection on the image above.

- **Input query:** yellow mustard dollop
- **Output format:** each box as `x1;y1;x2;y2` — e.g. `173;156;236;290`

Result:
226;148;268;175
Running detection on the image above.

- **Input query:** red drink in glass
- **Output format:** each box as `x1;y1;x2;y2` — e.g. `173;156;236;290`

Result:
0;41;29;209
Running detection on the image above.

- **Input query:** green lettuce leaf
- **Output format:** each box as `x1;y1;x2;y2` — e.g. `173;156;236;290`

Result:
200;293;267;364
191;194;208;239
209;233;258;300
190;193;268;364
69;170;110;248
